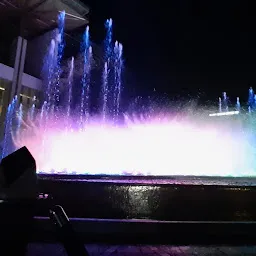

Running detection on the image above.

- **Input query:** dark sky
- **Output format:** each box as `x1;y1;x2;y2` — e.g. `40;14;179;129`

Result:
83;0;255;103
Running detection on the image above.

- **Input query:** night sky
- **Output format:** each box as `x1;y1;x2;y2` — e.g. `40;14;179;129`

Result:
84;0;254;104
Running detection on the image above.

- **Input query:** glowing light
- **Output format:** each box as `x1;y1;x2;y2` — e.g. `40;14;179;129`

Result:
209;111;239;117
13;114;254;177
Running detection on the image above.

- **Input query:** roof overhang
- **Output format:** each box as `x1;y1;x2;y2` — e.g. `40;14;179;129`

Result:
0;0;89;37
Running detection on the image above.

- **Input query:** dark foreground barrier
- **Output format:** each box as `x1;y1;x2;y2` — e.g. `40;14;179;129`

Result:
28;175;256;245
37;175;256;221
32;217;256;245
2;174;256;246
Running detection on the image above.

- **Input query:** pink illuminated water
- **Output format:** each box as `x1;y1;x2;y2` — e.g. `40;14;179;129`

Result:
12;113;255;176
7;17;255;177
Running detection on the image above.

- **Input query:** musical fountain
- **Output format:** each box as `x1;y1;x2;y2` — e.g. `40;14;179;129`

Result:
2;14;256;243
1;12;256;177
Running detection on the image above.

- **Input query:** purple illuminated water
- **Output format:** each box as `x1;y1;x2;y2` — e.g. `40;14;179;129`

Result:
2;16;256;177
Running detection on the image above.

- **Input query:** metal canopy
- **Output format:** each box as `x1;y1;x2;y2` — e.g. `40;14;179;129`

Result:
0;0;89;37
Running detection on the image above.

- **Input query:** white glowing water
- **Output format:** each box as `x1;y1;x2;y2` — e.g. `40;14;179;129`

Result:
7;16;255;177
12;113;255;177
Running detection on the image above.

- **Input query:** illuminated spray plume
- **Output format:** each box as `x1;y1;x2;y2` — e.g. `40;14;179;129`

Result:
54;11;65;109
222;92;228;111
2;18;256;177
1;96;17;160
101;18;113;120
12;114;255;176
67;56;74;121
102;62;108;121
113;41;123;121
80;26;91;126
218;97;222;112
236;97;241;111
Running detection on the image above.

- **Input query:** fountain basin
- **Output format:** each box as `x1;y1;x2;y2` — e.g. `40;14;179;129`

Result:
37;174;256;221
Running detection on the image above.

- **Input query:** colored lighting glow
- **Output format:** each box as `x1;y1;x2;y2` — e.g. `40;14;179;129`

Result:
13;114;255;177
209;111;239;117
4;17;255;178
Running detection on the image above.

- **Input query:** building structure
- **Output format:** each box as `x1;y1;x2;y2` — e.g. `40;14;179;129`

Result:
0;0;89;144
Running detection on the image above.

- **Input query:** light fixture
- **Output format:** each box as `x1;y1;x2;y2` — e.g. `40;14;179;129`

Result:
209;111;239;117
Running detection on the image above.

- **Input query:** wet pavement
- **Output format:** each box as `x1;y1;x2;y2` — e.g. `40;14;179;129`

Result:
27;244;256;255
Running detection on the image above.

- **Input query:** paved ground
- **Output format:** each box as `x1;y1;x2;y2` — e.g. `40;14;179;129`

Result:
27;244;256;255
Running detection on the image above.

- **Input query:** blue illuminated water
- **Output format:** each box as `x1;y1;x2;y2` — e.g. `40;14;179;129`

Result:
101;19;123;123
17;103;23;131
84;46;92;122
102;62;108;121
40;101;47;127
3;16;256;177
44;39;56;109
54;11;65;113
67;56;74;121
101;19;113;120
29;102;36;121
113;41;123;121
248;87;254;110
218;97;222;112
1;96;17;160
104;18;113;61
236;97;241;111
1;17;126;162
80;26;91;127
222;92;228;111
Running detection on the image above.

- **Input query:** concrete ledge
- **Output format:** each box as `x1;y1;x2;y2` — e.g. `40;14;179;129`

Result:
32;217;256;245
38;176;256;221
